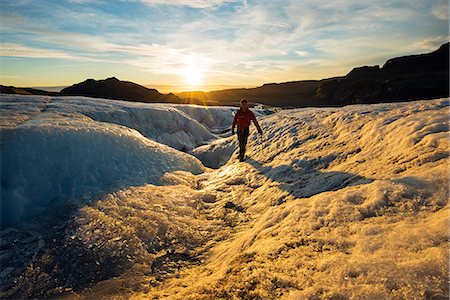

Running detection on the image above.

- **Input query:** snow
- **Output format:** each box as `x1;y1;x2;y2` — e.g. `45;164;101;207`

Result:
0;94;448;299
172;104;237;133
190;136;237;168
140;98;448;299
46;96;218;150
173;104;271;134
0;95;207;226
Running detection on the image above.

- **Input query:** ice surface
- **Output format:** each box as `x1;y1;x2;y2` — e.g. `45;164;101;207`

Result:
46;96;218;150
137;98;448;299
190;136;237;168
173;104;271;134
0;95;448;299
171;104;237;133
0;95;207;226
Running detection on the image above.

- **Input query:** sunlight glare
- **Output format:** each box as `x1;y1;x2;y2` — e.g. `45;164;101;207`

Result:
182;66;204;87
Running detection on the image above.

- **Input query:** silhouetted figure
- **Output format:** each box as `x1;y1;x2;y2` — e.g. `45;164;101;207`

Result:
231;99;263;162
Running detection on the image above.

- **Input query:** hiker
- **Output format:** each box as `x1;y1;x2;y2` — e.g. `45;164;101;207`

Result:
231;99;263;162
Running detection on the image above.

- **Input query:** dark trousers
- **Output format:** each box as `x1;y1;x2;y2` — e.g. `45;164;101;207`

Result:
237;127;249;160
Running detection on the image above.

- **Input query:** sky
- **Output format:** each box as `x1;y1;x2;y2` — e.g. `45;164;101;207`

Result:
0;0;448;92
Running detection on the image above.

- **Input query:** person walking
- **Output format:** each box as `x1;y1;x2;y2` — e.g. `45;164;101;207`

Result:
231;99;263;162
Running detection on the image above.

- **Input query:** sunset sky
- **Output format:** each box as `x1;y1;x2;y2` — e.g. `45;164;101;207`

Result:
1;0;448;92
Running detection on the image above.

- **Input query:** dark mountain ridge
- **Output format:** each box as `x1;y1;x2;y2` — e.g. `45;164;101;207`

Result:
59;77;180;103
1;43;448;107
0;86;59;96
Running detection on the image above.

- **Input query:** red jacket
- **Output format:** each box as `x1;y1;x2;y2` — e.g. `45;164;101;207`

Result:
232;109;262;132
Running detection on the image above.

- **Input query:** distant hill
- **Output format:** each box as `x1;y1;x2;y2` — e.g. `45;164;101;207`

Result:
60;77;181;103
177;80;323;107
179;42;449;107
1;43;448;107
0;85;59;96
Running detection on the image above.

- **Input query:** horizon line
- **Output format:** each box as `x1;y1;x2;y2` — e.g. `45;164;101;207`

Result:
19;83;260;94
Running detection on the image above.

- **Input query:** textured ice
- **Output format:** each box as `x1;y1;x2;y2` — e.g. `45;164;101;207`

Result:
172;104;237;133
0;95;207;226
45;96;217;150
190;136;237;168
138;98;448;299
173;104;271;134
0;95;448;299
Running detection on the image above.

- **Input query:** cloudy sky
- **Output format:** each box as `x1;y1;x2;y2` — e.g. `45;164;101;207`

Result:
1;0;448;91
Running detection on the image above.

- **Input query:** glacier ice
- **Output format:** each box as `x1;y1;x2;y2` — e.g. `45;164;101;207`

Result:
0;95;448;299
0;95;209;226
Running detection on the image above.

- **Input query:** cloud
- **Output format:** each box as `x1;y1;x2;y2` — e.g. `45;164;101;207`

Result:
0;43;102;62
139;0;238;8
68;0;97;3
295;51;309;57
0;13;52;35
415;36;449;50
0;43;77;59
431;0;449;20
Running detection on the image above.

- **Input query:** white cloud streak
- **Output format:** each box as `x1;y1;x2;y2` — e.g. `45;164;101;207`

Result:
0;43;83;60
415;35;449;50
139;0;238;8
431;0;449;20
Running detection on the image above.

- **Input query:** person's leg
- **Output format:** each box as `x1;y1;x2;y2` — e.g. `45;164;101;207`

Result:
237;130;244;160
241;128;249;161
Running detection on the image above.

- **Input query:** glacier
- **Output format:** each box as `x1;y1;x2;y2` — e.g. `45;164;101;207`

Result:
0;95;448;299
0;95;231;226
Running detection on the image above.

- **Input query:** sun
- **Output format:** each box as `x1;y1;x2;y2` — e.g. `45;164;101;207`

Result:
182;66;204;87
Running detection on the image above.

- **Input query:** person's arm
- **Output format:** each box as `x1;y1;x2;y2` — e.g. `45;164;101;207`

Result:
250;111;263;134
231;112;238;134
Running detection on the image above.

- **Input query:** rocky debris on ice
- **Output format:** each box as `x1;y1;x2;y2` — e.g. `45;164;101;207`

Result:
0;228;45;292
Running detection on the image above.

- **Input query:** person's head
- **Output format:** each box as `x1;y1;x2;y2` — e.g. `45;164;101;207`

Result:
240;99;248;111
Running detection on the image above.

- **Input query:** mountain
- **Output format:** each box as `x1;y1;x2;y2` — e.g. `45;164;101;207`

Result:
0;85;59;96
60;77;181;103
179;43;449;107
315;42;449;106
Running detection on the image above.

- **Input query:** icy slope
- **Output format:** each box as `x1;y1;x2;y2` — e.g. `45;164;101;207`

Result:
172;104;236;133
1;97;448;299
1;95;229;150
173;104;271;133
0;95;208;226
135;98;448;299
47;96;217;150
